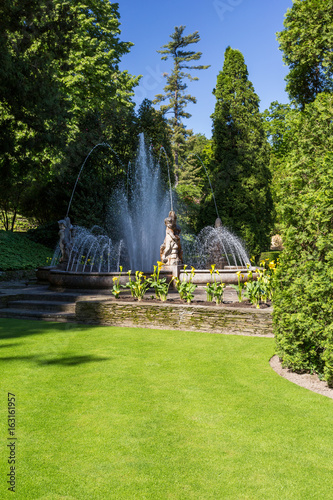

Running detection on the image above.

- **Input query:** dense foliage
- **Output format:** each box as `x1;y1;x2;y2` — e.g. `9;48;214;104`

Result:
204;47;273;256
176;133;211;233
277;0;333;107
273;93;333;384
0;0;140;228
0;231;53;270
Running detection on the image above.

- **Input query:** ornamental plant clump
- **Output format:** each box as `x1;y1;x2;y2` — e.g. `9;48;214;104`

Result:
244;260;277;308
147;261;173;302
174;265;197;304
231;270;246;302
111;266;123;298
124;270;150;301
204;265;225;304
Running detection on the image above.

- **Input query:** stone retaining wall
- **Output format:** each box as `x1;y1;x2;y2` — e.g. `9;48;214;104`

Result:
75;300;273;337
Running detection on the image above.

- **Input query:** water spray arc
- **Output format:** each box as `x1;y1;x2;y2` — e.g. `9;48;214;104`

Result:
181;153;220;220
158;146;174;212
66;143;124;218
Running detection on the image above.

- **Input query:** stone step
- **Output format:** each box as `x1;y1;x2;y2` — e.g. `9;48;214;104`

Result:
8;300;76;313
0;308;76;322
12;292;111;303
10;293;84;303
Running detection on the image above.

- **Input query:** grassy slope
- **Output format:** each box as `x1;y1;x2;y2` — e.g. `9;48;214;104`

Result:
0;231;53;270
0;320;332;499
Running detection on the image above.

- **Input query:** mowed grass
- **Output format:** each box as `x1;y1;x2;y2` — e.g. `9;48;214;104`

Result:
0;319;333;499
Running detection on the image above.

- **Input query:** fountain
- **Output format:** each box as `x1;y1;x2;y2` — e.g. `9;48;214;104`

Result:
39;133;253;289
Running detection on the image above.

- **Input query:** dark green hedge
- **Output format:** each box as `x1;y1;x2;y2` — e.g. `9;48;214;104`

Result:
273;94;333;385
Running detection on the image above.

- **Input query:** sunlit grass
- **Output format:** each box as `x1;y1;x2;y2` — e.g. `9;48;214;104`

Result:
0;319;332;499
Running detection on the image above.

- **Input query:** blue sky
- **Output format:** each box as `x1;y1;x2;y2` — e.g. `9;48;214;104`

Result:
118;0;293;138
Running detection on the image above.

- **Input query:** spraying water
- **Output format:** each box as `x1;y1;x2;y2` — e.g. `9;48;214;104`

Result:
110;133;170;270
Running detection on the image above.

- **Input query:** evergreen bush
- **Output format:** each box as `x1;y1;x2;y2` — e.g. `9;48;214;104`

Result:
273;94;333;384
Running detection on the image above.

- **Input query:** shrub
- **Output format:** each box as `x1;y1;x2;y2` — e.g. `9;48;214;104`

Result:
273;94;333;385
259;251;280;263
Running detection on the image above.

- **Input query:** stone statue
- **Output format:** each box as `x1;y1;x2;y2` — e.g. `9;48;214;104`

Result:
58;216;73;264
160;211;183;266
215;217;222;229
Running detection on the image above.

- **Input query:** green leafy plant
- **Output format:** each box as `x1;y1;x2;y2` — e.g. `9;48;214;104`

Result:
244;260;277;307
204;265;225;304
174;265;197;304
231;270;246;302
147;261;173;302
244;280;261;308
124;270;150;301
111;266;123;299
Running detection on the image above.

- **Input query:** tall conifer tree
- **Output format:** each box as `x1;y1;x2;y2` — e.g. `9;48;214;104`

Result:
153;26;210;179
207;47;273;256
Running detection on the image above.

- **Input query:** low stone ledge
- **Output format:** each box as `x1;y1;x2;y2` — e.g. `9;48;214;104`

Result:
75;300;273;337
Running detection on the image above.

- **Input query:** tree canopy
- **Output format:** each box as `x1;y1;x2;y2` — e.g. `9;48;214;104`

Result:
277;0;333;107
0;0;140;229
205;47;273;256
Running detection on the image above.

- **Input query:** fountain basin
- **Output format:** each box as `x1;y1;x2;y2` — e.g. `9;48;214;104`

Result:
47;269;174;290
36;266;56;283
179;268;257;285
41;266;258;289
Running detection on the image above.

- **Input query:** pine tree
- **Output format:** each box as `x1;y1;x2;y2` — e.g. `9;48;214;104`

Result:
153;26;210;179
206;47;273;256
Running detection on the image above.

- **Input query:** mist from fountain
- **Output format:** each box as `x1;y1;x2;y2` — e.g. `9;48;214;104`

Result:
183;222;250;269
108;133;170;271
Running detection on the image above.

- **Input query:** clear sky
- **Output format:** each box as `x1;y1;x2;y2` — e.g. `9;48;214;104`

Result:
118;0;293;138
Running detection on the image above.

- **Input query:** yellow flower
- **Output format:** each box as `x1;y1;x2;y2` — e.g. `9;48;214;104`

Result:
236;271;241;277
269;261;275;269
191;266;195;272
112;276;118;282
120;266;123;272
216;269;220;275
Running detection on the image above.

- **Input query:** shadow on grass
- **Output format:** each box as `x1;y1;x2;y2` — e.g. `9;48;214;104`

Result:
0;318;93;340
38;355;110;366
0;354;110;366
0;342;23;348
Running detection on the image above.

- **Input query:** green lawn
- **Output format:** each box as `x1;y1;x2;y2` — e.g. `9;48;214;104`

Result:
1;319;332;499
